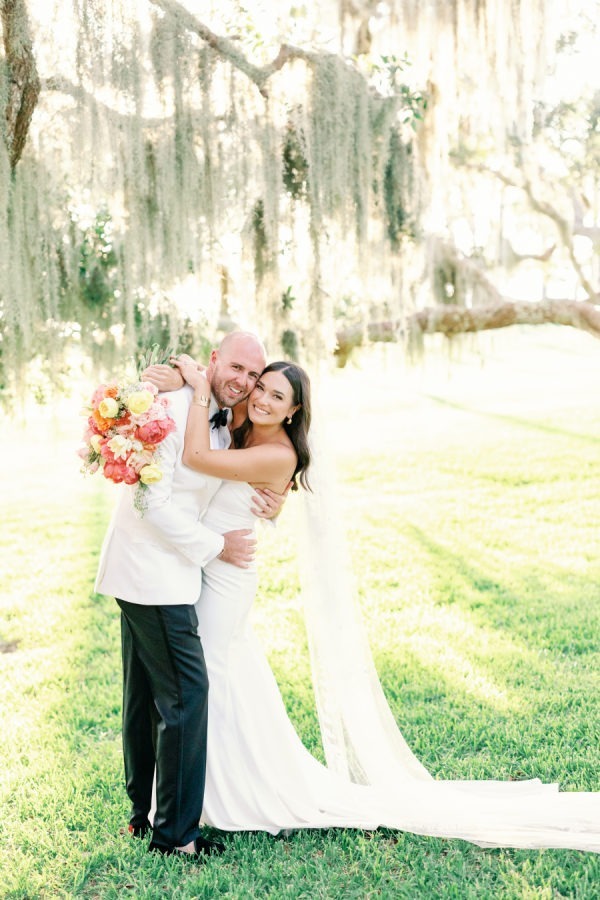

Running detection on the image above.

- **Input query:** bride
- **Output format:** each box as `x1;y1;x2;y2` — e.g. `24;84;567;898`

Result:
156;356;600;852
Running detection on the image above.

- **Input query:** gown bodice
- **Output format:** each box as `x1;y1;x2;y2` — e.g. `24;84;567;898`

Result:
202;481;257;535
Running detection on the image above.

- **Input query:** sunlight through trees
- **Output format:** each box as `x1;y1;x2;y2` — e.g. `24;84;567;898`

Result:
0;1;598;403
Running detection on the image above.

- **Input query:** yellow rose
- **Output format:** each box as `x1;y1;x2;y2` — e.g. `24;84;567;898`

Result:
126;390;154;415
98;397;119;419
90;434;103;454
139;463;162;484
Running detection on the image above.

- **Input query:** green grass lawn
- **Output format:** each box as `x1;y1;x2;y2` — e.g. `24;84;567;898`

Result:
1;328;599;898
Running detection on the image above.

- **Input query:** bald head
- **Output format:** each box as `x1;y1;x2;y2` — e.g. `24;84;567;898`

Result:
207;331;266;408
217;331;266;359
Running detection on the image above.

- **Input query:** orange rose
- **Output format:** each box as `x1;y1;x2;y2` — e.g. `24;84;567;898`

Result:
92;408;114;433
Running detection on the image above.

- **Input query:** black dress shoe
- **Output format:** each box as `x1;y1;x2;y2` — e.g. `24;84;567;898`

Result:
128;821;152;839
148;834;225;858
194;835;226;856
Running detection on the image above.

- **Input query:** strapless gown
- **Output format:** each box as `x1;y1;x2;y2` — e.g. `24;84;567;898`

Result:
196;481;600;850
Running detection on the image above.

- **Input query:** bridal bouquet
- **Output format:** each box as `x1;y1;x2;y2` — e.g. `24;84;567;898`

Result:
79;380;176;494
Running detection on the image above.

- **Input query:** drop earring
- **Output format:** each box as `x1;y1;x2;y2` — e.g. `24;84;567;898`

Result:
287;416;293;425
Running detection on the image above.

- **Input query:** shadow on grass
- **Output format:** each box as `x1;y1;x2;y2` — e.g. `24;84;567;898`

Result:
404;522;600;654
372;523;600;788
424;394;600;444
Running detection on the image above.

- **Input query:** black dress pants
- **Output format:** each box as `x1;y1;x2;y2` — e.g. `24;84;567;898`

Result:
116;599;209;849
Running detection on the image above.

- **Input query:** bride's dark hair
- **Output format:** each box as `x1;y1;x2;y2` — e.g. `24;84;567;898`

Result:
232;361;311;491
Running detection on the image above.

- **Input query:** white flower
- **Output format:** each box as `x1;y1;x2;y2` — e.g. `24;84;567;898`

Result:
107;435;133;459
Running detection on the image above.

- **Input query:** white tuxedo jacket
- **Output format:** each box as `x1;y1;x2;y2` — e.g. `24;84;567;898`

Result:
95;385;227;606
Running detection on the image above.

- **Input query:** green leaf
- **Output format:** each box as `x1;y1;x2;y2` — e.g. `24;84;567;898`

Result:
136;342;179;377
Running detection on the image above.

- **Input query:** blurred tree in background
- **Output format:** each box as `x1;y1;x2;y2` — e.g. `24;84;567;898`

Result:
0;0;598;403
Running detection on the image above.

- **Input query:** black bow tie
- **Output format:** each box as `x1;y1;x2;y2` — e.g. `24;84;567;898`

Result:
209;408;229;429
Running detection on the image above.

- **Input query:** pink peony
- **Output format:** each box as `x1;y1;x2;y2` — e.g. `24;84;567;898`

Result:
135;416;176;444
103;456;139;485
99;443;137;484
88;415;104;436
134;401;169;427
122;465;139;485
132;408;154;428
115;418;137;438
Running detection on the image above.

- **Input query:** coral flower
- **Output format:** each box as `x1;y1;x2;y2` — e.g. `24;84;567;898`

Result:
79;375;176;511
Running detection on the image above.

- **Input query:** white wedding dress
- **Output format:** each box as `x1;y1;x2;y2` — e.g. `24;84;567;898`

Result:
197;480;600;851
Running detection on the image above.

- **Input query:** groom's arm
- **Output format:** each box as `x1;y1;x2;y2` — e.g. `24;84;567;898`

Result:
140;388;255;567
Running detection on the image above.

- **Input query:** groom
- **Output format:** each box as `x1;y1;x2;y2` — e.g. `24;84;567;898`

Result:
95;331;269;858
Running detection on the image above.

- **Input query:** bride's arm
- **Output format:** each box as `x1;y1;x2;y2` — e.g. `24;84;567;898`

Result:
184;390;295;486
179;369;295;488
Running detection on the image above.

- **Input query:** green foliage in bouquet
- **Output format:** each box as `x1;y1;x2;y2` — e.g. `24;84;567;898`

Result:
136;343;179;377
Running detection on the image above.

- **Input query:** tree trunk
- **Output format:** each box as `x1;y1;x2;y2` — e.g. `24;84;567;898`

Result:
1;0;40;169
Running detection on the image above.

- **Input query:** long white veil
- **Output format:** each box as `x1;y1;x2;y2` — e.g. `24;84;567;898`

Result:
299;424;431;786
297;412;600;851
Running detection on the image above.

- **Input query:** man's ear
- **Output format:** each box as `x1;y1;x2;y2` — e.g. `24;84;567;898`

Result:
206;350;218;380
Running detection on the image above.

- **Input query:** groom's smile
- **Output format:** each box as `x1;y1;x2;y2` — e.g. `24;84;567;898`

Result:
207;332;266;409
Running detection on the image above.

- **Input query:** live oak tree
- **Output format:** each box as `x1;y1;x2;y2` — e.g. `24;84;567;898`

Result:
0;0;598;401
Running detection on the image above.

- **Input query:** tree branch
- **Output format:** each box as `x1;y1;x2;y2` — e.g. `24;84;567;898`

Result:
465;162;597;298
335;298;600;364
521;175;596;298
502;237;556;265
150;0;318;97
572;190;600;244
43;76;175;129
1;0;41;169
411;298;600;337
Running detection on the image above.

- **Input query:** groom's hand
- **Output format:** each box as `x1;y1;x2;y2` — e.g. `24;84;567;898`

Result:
220;529;256;568
142;364;184;392
251;485;291;519
142;355;202;392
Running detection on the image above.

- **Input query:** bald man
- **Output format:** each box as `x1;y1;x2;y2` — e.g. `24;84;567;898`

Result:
97;332;275;858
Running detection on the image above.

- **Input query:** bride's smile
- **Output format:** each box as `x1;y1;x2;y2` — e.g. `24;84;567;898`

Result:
248;371;299;426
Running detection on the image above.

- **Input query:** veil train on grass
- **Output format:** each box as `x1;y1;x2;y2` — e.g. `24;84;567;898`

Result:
297;407;600;851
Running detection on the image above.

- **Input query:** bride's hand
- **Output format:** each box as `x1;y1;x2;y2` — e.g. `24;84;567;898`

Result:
173;358;210;390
